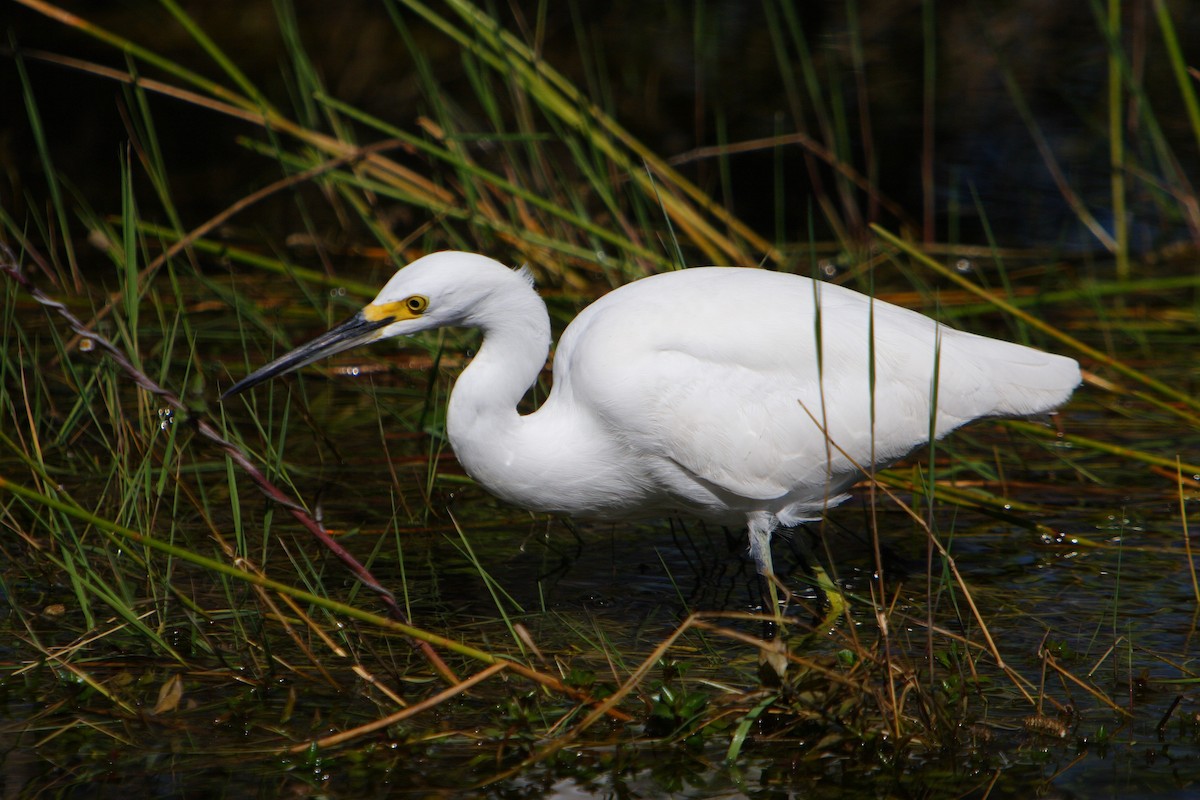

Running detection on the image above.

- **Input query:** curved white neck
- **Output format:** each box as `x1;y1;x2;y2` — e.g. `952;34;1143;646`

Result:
445;277;552;477
442;273;645;518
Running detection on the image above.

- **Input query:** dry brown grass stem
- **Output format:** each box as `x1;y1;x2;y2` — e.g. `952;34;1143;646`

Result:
290;662;509;752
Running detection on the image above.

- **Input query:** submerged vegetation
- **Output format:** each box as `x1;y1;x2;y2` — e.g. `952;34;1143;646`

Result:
2;0;1199;795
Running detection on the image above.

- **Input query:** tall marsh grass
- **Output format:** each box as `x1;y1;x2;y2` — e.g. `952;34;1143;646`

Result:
2;0;1198;793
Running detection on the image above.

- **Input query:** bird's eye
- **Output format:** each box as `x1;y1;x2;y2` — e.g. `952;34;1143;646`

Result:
406;295;428;314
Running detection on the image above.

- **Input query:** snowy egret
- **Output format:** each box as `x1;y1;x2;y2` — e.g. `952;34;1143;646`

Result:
224;251;1080;580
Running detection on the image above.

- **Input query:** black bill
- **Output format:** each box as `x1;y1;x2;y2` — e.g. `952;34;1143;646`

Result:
222;311;392;400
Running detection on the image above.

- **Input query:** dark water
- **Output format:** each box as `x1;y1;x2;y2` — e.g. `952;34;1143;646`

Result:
200;362;1200;797
1;308;1197;796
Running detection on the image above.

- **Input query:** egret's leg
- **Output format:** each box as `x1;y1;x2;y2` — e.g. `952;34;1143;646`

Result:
747;512;783;637
746;511;778;577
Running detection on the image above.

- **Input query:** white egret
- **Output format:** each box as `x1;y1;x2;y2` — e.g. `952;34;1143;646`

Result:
224;251;1081;580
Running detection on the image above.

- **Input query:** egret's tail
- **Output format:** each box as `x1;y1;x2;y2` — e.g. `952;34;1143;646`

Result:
941;330;1082;421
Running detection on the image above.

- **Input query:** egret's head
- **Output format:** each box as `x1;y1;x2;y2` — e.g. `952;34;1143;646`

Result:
367;251;529;336
222;251;523;399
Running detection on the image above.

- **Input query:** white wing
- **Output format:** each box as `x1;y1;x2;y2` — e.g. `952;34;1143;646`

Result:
553;267;1078;519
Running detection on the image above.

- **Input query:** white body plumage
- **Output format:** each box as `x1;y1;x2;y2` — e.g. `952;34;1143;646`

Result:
226;252;1081;577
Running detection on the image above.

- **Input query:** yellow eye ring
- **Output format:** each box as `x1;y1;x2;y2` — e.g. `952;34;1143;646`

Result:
405;295;428;314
